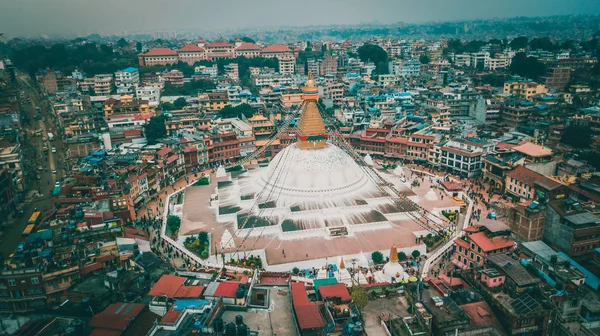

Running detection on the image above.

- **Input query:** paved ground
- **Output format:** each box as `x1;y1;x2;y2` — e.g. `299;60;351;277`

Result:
221;287;297;336
362;296;411;336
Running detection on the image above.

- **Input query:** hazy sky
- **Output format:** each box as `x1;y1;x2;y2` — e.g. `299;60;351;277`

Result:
1;0;599;37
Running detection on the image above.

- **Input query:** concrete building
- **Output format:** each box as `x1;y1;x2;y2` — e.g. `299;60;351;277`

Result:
93;74;113;96
503;81;548;101
114;67;139;93
138;48;178;66
544;201;600;260
205;42;235;60
320;54;338;75
234;43;262;58
545;67;571;91
177;44;206;65
440;139;488;178
278;57;295;76
135;86;161;106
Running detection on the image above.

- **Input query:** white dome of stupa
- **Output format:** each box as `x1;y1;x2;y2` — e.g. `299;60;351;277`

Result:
364;154;374;166
258;143;372;199
375;244;409;283
393;164;404;176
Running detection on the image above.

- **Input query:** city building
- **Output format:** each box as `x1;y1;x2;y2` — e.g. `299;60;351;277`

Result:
114;67;139;93
177;43;206;65
278;57;295;75
503;81;548;101
138;48;178;66
453;222;516;269
545;67;571;91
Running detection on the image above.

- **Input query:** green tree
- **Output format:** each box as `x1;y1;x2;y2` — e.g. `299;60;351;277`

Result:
117;38;128;48
292;267;300;275
166;215;181;234
136;42;143;52
529;37;557;51
357;44;388;73
561;124;592;148
397;252;407;261
144;115;168;145
510;36;529;50
509;52;547;81
198;231;209;244
419;55;431;64
411;250;421;259
218;103;255;119
160;102;175;111
241;37;255;43
173;97;187;110
371;251;384;264
350;285;368;311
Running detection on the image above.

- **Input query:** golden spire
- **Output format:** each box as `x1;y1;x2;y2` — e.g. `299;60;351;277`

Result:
340;258;345;269
297;71;328;150
389;244;399;263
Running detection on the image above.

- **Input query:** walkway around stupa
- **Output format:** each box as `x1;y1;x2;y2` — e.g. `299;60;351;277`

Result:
154;167;475;277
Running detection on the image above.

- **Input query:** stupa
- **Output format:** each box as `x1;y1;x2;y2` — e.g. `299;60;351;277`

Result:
374;244;408;283
179;71;458;271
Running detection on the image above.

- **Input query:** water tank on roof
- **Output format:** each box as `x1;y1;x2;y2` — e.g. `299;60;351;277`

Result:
236;323;248;336
225;322;236;336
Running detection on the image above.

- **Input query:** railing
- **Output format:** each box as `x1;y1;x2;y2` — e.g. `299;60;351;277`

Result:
420;182;474;279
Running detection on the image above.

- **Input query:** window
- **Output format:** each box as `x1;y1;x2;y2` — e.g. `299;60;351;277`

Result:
31;277;39;284
7;280;15;286
470;252;474;259
458;246;463;253
476;256;481;262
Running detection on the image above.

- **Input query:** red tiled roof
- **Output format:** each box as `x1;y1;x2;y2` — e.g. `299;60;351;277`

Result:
206;41;234;48
89;329;121;336
496;142;518;150
506;165;562;191
236;42;261;51
156;147;170;157
167;155;178;164
143;48;177;56
262;44;292;53
161;307;183;325
124;227;149;240
213;281;239;298
318;284;351;302
148;275;186;298
123;129;142;137
291;282;310;306
454;238;470;249
89;302;146;331
459;301;503;330
468;232;515;253
80;262;103;275
178;44;204;52
441;181;463;192
174;286;205;298
295;303;325;330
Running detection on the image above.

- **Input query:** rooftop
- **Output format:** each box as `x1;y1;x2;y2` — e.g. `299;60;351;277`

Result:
513;142;553;158
142;48;177;56
505;165;562;191
148;275;186;298
487;254;538;287
468;232;515;253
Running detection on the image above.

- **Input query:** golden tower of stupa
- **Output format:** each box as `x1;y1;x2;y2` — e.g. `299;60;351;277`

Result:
296;71;328;150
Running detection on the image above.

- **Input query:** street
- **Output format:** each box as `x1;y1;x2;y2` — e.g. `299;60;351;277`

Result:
0;73;65;257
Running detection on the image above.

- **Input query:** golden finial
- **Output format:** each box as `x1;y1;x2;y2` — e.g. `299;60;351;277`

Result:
340;258;346;269
389;244;399;263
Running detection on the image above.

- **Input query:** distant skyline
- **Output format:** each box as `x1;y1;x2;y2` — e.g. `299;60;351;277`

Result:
1;0;599;37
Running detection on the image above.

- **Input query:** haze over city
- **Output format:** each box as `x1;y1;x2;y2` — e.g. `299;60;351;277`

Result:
1;0;600;36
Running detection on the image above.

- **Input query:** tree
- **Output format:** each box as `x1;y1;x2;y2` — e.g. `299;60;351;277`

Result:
350;285;368;311
510;36;529;50
509;53;547;81
292;267;300;275
241;37;255;43
529;37;557;51
419;55;431;64
166;215;181;234
160;102;175;111
397;252;407;261
117;38;128;48
198;231;209;244
144;115;168;145
561;124;592;148
371;251;384;264
136;42;143;52
173;97;187;110
218;103;255;119
411;250;421;259
357;44;388;73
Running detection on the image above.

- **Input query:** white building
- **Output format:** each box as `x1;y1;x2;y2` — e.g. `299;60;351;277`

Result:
279;57;295;76
254;74;294;87
94;74;113;96
398;59;420;78
470;52;490;69
136;86;161;106
114;67;140;93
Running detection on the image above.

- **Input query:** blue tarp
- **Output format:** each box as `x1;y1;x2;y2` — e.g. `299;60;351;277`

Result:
558;252;600;291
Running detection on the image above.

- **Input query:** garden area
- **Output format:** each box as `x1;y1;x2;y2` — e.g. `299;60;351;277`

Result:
192;175;210;186
184;231;210;259
441;209;459;223
228;254;263;268
166;215;181;237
